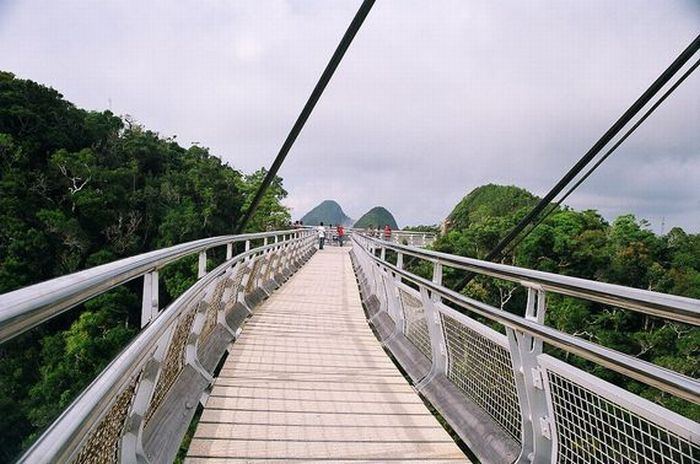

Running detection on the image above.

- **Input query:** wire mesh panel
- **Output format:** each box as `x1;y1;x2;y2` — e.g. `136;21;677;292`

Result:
397;285;431;360
442;311;522;441
245;257;263;294
376;271;392;320
199;272;230;343
222;263;246;313
144;307;197;424
259;250;275;284
540;355;700;464
72;373;140;464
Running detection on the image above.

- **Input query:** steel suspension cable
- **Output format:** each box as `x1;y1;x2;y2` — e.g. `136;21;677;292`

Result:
445;35;700;291
475;34;700;265
501;56;700;258
235;0;375;233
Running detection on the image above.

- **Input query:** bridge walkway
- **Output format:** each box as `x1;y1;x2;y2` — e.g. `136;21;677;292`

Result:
186;246;468;463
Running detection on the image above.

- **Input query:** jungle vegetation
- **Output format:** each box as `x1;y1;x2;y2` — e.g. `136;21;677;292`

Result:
0;72;290;460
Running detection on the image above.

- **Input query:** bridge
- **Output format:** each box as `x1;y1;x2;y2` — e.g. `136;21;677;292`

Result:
1;229;698;463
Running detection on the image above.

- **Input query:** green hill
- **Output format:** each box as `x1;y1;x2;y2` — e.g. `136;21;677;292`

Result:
300;200;353;226
354;206;398;229
446;184;538;231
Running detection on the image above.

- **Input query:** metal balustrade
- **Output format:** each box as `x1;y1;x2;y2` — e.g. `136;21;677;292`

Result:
1;227;697;463
297;224;436;248
350;234;700;464
348;227;436;247
0;229;316;463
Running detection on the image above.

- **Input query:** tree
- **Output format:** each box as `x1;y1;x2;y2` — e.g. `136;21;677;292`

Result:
239;168;290;232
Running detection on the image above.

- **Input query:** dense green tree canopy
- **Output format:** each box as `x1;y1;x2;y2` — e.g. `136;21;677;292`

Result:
300;200;353;226
0;72;290;460
353;206;398;229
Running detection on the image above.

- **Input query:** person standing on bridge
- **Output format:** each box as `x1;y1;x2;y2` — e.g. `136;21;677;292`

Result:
383;224;392;241
317;222;326;249
336;224;345;247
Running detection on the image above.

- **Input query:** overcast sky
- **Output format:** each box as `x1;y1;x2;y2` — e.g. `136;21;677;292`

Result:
1;1;698;231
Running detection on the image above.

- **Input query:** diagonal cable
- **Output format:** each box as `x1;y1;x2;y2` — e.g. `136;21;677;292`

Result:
235;0;376;233
501;56;700;258
477;34;700;264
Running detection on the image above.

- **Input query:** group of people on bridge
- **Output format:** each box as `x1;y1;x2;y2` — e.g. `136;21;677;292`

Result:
315;223;393;249
368;224;393;241
315;222;345;249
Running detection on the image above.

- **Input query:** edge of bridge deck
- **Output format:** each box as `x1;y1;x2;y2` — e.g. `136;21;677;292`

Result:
187;246;469;463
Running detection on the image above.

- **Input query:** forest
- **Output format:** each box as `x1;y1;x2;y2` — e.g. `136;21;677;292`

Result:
0;72;290;460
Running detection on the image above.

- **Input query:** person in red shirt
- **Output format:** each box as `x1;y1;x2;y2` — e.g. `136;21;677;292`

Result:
383;224;392;241
336;225;345;247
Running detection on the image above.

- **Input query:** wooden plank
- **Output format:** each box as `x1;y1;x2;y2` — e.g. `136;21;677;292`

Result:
187;439;465;460
213;378;417;393
194;423;456;442
187;459;467;463
199;409;441;428
208;386;425;404
188;247;468;462
203;396;431;415
225;356;397;369
214;371;411;383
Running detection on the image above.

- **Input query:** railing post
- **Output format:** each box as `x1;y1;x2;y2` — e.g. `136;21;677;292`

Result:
416;284;448;390
141;271;159;327
395;252;403;283
226;243;233;260
198;251;207;278
185;298;215;386
383;268;405;343
432;262;443;302
245;240;251;252
120;327;174;463
507;286;553;464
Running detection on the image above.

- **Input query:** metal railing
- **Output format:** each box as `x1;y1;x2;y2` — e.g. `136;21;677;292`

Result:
298;225;436;247
349;227;436;247
0;229;317;463
350;234;700;464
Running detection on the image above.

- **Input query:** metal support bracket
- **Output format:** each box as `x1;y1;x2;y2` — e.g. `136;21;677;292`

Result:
141;271;159;328
198;251;207;278
507;287;553;464
415;285;448;391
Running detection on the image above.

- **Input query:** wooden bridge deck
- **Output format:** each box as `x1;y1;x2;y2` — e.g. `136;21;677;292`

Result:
186;246;468;463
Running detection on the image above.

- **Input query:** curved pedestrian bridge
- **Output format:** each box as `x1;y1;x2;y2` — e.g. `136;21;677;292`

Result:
1;229;697;464
187;247;467;462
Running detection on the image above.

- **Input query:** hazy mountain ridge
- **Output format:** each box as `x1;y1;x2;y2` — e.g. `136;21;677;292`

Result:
300;200;353;226
354;206;398;229
446;184;538;231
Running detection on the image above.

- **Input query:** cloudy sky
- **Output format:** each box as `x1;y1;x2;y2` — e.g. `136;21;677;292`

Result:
1;1;698;231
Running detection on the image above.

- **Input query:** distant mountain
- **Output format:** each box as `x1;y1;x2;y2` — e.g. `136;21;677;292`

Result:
300;200;353;226
353;206;398;229
446;184;538;231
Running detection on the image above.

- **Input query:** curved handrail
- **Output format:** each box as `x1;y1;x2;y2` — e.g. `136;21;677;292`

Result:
352;235;700;404
359;235;700;325
353;235;700;403
20;233;313;462
0;229;309;343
